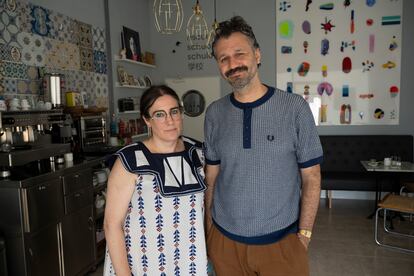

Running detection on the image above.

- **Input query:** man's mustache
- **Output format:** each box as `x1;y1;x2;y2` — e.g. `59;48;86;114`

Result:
225;66;248;77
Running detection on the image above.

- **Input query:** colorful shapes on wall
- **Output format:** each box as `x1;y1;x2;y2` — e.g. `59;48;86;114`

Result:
317;82;333;96
303;41;309;53
382;61;396;69
362;60;374;72
369;34;375;53
321;39;329;55
389;85;399;97
305;0;312;12
297;62;310;76
344;0;351;8
279;20;294;39
340;104;351;124
322;64;327;77
342;57;352;73
374;108;384;119
342;85;349;97
302;20;311;34
366;0;376;7
286;67;292;72
287;82;293;93
340;40;355;52
320;105;328;122
350;10;355;34
389;36;398;51
359;93;374;99
321;17;335;34
366;18;374;26
320;3;334;10
281;46;292;54
279;1;292;12
382;15;401;25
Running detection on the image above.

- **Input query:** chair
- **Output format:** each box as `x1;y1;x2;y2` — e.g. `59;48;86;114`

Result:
374;193;414;253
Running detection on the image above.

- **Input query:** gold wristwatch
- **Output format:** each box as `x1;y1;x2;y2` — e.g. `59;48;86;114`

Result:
299;229;312;239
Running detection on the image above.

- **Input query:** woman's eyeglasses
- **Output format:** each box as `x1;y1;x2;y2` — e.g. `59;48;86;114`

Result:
150;107;183;122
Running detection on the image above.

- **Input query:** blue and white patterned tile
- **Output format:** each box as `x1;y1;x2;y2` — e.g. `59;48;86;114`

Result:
0;7;20;47
0;43;22;62
92;26;106;52
29;4;51;37
0;61;28;79
93;73;108;95
77;20;92;48
3;78;18;93
80;47;94;72
62;69;77;92
93;50;107;74
17;0;31;33
48;11;75;43
17;32;46;66
68;19;79;45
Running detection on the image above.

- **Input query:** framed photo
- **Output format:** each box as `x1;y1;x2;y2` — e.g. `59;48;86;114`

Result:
122;26;141;61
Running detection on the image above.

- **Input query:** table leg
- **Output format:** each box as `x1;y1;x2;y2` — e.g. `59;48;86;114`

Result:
367;176;379;219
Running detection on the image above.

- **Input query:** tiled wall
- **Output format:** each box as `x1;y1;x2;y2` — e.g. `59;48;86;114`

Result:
0;0;108;108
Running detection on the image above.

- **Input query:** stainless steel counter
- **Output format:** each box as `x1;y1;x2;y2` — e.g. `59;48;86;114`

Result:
0;155;106;189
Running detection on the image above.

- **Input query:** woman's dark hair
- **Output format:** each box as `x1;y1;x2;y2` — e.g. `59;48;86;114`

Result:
140;85;181;119
211;16;260;58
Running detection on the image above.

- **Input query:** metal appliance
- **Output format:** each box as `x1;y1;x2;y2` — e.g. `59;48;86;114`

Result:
78;115;107;150
0;110;71;178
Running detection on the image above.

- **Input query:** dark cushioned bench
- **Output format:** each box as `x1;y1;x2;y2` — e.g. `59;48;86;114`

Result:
319;135;414;207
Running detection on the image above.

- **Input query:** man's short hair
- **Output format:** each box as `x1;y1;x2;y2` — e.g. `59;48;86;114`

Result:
211;16;260;58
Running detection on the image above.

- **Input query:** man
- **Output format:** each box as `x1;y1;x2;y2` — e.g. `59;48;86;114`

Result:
204;16;323;276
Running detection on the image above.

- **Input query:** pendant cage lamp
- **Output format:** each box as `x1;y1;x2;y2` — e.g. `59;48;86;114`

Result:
186;0;209;46
153;0;184;34
207;0;219;54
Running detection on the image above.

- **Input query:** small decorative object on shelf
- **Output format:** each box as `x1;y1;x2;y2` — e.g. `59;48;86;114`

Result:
119;48;126;59
117;66;129;85
143;51;156;65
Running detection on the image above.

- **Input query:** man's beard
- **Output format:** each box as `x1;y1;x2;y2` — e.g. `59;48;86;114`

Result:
225;66;254;90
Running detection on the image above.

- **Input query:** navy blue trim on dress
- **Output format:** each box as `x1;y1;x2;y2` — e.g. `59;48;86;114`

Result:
298;155;324;168
213;219;298;245
205;158;221;165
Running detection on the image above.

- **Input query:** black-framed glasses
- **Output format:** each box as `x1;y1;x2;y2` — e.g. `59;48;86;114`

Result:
150;107;183;122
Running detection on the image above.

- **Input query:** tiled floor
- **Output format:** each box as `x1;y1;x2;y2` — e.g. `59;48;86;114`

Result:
87;199;414;276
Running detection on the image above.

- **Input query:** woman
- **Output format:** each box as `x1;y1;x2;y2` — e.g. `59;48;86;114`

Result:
103;85;208;275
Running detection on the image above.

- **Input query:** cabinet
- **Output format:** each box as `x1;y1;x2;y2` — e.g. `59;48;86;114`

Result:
0;166;97;276
61;168;95;276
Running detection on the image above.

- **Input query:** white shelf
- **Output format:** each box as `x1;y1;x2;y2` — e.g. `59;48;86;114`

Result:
115;82;149;89
118;110;140;115
114;56;156;68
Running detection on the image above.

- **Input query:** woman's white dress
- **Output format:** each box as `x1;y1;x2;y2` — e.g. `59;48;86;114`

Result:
103;137;208;276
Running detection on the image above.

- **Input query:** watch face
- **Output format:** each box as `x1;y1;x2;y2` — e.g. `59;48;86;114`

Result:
181;90;205;117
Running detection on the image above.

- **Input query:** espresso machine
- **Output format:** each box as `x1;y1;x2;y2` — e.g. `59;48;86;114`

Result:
0;109;71;178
